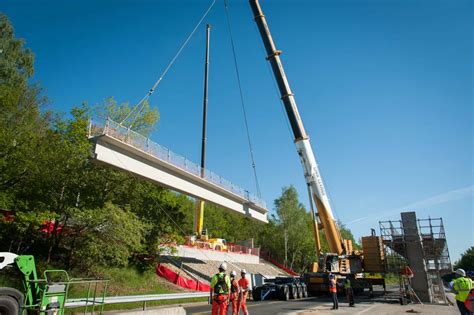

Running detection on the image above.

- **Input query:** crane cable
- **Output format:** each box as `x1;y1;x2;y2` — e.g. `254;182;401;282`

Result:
224;0;261;198
120;0;217;128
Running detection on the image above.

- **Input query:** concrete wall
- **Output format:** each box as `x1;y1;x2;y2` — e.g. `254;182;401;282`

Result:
401;211;432;303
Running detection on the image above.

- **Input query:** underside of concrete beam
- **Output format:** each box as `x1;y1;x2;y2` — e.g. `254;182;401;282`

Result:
91;135;268;223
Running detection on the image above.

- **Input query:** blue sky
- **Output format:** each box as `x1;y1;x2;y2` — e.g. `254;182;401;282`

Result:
3;0;472;262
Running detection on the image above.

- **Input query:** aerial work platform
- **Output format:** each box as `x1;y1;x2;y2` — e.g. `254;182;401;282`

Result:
88;119;268;223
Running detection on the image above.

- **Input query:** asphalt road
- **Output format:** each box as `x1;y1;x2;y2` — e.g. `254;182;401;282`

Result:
183;296;335;315
183;291;458;315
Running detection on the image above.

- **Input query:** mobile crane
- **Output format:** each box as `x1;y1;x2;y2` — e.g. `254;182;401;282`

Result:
249;0;385;292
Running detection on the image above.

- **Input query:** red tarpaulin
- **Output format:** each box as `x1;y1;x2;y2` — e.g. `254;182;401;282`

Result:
156;264;210;292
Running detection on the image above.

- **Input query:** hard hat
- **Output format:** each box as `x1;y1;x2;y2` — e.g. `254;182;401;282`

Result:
219;262;227;271
230;270;237;277
241;269;247;274
329;273;335;278
455;268;466;277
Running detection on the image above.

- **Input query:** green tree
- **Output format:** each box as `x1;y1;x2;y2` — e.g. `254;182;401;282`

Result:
63;203;147;271
0;14;49;201
274;186;315;270
454;246;474;271
95;97;159;136
0;14;34;104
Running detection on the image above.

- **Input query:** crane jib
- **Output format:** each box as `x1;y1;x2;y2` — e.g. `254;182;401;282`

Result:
249;0;344;255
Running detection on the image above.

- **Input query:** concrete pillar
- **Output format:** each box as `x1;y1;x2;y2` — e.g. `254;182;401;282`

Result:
401;211;432;303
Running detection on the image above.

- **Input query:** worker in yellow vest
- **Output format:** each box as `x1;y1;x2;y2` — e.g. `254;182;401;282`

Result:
343;274;355;307
451;269;472;315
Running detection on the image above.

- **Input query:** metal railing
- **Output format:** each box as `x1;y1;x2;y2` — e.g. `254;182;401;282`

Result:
65;292;209;309
89;119;266;209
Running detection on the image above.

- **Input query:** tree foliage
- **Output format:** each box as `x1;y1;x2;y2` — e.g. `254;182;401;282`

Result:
95;97;159;136
455;246;474;271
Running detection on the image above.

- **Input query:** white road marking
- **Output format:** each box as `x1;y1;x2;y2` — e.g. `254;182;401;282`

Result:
355;305;377;314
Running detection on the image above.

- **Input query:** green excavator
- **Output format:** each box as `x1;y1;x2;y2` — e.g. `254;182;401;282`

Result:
0;252;108;315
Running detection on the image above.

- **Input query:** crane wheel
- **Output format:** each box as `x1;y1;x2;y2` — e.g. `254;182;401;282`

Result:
252;287;262;301
0;295;20;315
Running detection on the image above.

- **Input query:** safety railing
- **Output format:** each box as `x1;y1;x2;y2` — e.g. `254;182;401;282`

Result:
89;119;266;209
65;292;209;309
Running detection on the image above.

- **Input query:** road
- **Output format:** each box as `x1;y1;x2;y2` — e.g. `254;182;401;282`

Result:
183;297;325;315
183;294;458;315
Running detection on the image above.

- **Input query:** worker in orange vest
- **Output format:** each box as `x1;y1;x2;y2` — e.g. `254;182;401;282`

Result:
229;270;240;315
329;273;338;310
238;269;250;315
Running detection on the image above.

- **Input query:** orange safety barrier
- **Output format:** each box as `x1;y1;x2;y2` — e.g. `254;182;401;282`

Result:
156;264;211;292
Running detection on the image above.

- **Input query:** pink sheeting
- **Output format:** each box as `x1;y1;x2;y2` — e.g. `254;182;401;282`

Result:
156;264;210;292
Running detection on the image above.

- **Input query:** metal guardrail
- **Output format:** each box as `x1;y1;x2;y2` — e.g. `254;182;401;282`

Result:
89;118;266;209
65;292;209;308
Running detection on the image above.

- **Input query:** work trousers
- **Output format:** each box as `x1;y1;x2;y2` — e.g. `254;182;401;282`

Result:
345;288;354;306
212;295;228;315
229;293;239;315
456;299;472;315
238;292;249;315
331;292;339;310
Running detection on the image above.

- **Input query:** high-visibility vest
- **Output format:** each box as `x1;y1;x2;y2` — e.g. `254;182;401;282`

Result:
329;278;337;293
453;277;472;302
343;279;351;289
465;289;474;312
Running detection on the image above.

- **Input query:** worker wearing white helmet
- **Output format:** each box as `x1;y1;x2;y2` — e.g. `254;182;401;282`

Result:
238;269;250;315
210;262;231;315
451;268;472;315
229;271;239;315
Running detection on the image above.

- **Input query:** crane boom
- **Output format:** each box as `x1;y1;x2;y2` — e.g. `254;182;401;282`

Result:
249;0;343;255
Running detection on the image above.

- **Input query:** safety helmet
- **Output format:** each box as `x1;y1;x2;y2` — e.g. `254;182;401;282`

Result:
241;269;247;274
230;270;237;277
455;268;466;277
329;273;335;278
219;262;227;271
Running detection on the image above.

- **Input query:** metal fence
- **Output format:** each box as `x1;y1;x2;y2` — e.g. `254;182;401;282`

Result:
89;119;266;209
65;292;209;309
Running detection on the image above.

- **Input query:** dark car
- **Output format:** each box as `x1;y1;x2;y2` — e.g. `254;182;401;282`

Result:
252;277;308;301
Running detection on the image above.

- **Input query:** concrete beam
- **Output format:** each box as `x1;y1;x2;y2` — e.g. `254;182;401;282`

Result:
91;135;268;223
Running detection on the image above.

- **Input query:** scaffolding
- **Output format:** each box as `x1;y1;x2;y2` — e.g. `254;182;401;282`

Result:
379;213;452;304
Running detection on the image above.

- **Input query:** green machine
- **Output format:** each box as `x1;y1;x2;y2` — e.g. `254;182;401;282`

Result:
0;252;108;315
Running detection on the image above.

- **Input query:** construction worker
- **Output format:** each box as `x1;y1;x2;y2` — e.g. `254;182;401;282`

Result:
229;270;240;315
343;275;355;307
329;273;338;310
452;268;472;315
238;269;250;315
210;262;231;315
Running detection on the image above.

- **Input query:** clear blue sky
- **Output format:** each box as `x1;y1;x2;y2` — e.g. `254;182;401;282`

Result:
3;0;472;262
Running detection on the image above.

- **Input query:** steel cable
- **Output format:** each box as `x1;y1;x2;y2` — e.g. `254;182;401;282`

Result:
121;0;217;127
224;0;262;198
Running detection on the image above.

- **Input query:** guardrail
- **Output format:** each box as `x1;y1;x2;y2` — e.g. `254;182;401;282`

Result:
65;292;209;309
89;118;266;209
